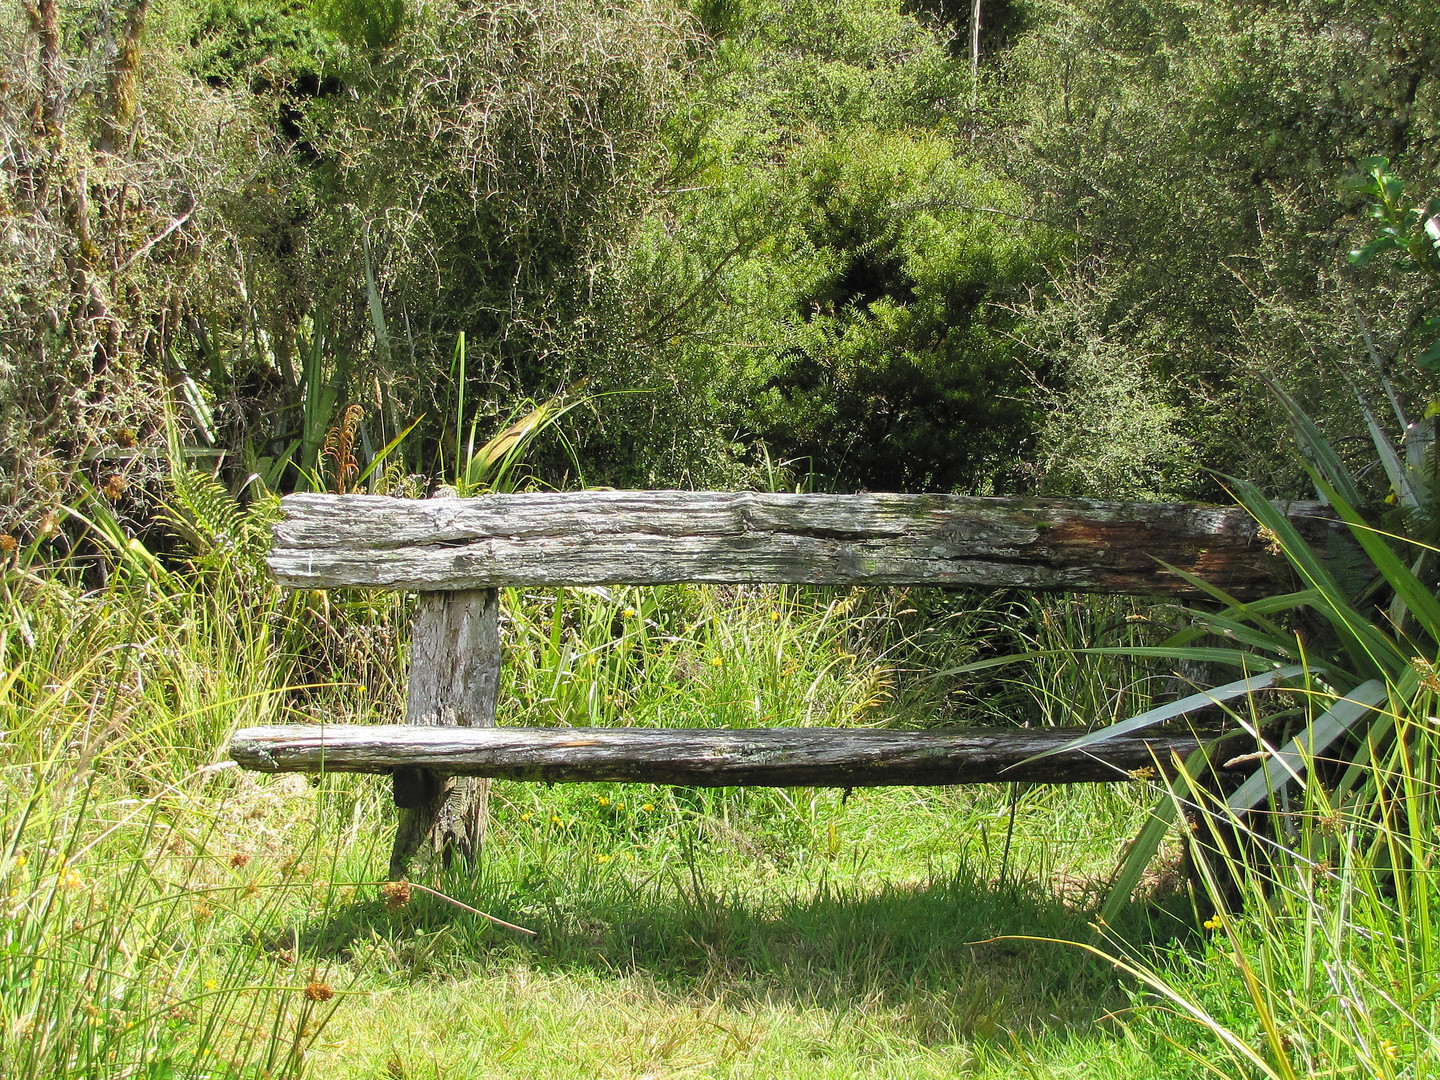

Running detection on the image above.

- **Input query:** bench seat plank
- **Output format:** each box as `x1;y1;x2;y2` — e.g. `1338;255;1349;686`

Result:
268;490;1327;598
230;724;1199;787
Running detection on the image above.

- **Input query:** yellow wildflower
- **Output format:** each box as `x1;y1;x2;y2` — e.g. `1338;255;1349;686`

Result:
58;869;87;891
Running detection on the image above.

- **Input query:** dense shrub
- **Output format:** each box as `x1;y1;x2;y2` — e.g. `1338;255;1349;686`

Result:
0;0;696;511
1001;0;1440;497
586;0;1053;493
743;133;1054;491
0;0;270;527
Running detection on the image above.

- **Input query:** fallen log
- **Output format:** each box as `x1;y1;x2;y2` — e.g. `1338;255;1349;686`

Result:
268;490;1330;598
229;724;1201;787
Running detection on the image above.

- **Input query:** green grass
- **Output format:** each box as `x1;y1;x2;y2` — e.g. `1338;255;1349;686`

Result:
4;483;1438;1078
138;775;1175;1080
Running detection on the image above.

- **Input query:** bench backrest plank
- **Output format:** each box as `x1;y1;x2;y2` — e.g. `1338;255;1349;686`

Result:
269;490;1327;598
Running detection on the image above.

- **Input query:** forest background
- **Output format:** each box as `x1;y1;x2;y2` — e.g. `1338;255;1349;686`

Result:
4;0;1437;510
3;0;1440;1077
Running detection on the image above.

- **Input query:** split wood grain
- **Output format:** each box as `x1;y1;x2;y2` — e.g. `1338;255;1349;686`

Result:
267;490;1330;598
388;589;499;878
231;724;1202;787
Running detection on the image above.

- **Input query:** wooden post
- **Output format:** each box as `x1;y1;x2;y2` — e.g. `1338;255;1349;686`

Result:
389;589;500;878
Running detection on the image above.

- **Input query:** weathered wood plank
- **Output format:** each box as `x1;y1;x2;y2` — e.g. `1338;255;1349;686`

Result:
389;589;499;878
231;724;1202;786
267;490;1329;598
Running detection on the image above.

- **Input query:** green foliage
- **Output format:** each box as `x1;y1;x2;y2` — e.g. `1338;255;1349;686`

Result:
309;0;403;49
743;134;1053;490
1029;384;1440;930
183;0;338;87
3;0;699;509
698;0;974;134
160;464;279;591
0;0;272;520
1347;157;1440;278
291;0;692;474
1347;156;1440;371
1003;0;1440;498
598;1;1051;492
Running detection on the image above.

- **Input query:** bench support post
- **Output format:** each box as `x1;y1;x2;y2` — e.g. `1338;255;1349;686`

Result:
389;588;500;878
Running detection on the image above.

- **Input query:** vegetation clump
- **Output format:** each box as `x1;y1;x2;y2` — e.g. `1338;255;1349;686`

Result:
2;0;1439;1075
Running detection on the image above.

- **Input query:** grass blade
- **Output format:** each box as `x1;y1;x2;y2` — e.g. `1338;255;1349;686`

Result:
354;414;424;490
1096;751;1202;927
1021;665;1306;765
1227;475;1404;674
1309;471;1440;646
1227;680;1386;811
1265;378;1364;506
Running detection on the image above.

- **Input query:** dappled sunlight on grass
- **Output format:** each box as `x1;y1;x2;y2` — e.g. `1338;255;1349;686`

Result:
8;524;1435;1078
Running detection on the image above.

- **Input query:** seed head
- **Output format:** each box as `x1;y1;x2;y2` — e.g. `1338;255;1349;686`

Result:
304;981;334;1002
380;879;412;912
1411;657;1440;695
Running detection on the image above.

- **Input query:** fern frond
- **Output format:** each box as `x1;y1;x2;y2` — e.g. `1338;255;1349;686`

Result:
160;466;277;582
161;465;242;559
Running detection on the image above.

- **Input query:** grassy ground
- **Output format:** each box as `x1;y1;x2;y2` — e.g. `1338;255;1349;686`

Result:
3;494;1435;1078
149;773;1186;1079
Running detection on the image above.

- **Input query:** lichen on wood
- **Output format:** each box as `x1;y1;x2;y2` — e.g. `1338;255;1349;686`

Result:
268;490;1331;598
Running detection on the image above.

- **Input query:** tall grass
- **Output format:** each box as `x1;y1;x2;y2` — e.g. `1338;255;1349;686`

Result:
1028;391;1440;1077
24;453;1437;1077
1;458;1199;1076
0;531;351;1077
1075;687;1440;1078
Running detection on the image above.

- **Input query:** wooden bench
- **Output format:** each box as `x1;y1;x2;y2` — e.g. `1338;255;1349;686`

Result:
229;490;1326;877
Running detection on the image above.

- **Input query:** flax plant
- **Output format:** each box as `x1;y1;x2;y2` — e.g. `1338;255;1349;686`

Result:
992;378;1440;1074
